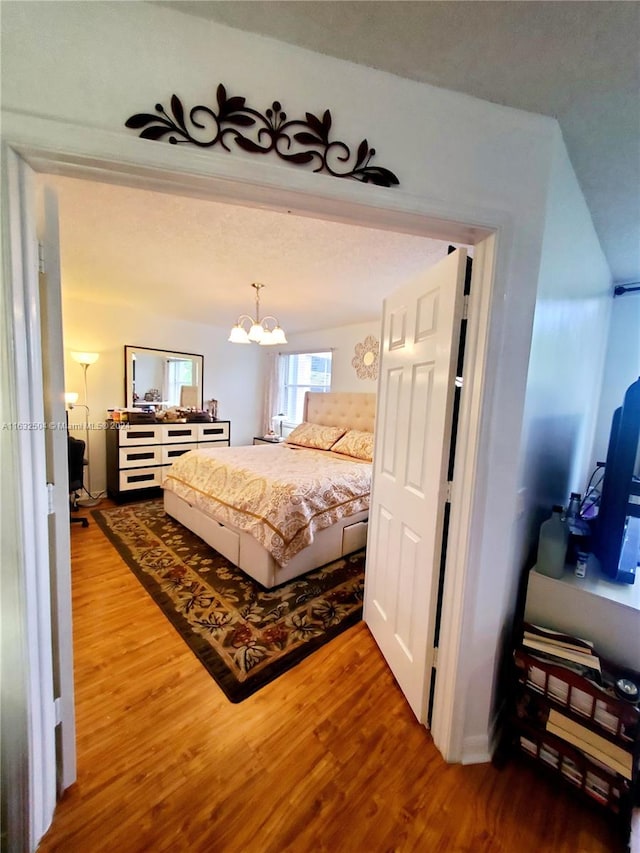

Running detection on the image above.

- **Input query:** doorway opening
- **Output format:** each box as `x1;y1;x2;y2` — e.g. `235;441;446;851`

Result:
47;165;470;730
4;140;498;841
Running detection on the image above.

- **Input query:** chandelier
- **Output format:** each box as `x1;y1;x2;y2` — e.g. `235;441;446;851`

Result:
228;283;287;346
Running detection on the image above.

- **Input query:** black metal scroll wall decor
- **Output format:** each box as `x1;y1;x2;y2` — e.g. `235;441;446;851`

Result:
125;84;400;188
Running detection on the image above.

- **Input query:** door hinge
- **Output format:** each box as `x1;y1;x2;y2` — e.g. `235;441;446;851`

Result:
54;697;62;726
445;481;453;503
47;482;55;515
462;294;470;320
38;241;45;274
432;647;438;669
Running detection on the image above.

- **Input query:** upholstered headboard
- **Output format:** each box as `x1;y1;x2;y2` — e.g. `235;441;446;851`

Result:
303;392;376;433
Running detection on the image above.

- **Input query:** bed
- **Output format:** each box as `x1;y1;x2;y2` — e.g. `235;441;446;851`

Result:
162;391;376;588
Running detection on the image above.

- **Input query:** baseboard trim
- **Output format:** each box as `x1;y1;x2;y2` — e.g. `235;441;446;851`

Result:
460;701;505;765
461;734;491;765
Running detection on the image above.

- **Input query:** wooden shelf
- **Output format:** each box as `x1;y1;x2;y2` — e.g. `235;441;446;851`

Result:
506;635;640;842
514;648;640;746
513;714;630;814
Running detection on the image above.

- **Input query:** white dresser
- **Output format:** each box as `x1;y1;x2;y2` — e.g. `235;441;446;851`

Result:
106;420;230;500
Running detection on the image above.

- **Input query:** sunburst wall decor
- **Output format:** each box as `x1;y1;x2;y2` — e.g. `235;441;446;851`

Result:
352;335;379;381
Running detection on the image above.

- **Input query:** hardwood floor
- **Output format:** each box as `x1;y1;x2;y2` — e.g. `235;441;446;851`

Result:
38;501;624;853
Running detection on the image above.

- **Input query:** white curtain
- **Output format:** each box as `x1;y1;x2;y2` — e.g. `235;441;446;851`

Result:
262;352;283;435
162;359;171;404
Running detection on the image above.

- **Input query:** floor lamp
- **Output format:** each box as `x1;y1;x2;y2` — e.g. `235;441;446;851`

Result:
70;351;100;507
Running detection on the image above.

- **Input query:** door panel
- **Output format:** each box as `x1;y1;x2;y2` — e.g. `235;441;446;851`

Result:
396;523;420;656
364;249;467;723
37;182;76;793
406;362;434;494
380;367;402;475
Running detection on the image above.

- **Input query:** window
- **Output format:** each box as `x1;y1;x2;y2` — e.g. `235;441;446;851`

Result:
279;351;332;426
165;357;194;406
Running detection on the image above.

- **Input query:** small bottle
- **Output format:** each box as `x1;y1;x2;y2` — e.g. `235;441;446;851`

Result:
565;491;591;567
575;550;588;578
565;492;581;527
535;505;568;579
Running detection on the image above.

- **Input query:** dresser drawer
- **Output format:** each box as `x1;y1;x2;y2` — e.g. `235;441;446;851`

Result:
342;518;368;553
197;422;229;442
198;441;230;451
119;445;163;469
118;425;162;446
119;466;164;491
162;424;199;444
162;443;195;465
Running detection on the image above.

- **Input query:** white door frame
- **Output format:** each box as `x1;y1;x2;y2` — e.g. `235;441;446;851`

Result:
431;235;497;760
2;107;514;842
1;146;57;852
37;182;77;792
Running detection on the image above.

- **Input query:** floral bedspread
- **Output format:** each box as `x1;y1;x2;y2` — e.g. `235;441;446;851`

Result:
162;444;371;566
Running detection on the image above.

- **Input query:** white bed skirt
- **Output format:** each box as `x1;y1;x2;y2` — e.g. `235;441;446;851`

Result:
163;489;368;589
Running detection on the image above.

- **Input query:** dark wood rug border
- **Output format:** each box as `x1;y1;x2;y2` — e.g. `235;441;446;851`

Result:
91;505;362;702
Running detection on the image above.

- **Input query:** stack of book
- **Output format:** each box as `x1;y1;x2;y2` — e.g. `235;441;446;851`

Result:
546;708;633;781
522;623;601;681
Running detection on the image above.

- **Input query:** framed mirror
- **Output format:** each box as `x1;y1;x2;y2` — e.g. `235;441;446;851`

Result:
124;345;204;409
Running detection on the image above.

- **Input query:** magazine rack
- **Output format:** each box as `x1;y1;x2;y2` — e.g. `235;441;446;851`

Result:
507;636;639;841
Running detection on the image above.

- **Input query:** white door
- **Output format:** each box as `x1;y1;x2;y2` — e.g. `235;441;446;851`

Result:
364;249;466;723
2;150;58;847
37;180;77;792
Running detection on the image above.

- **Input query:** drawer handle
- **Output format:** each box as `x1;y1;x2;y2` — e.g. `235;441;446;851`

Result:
127;430;155;440
168;429;192;437
203;428;224;435
168;449;189;458
127;473;156;483
128;451;155;461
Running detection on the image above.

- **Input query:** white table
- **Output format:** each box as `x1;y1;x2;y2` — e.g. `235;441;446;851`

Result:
524;556;640;670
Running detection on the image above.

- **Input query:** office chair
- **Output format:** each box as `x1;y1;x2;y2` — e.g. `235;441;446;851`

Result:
68;435;89;527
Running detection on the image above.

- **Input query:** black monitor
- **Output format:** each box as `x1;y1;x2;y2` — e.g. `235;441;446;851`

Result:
592;376;640;584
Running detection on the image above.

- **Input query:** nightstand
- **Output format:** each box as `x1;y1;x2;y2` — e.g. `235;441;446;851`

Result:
253;436;284;446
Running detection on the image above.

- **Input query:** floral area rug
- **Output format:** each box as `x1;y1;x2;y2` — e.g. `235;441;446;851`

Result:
92;500;365;702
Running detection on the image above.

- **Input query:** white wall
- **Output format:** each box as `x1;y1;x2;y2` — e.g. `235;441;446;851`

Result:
507;135;612;660
2;0;595;774
281;320;382;396
62;295;263;494
592;294;640;462
519;134;611;516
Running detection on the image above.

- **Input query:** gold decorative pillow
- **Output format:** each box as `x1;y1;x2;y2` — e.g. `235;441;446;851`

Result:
330;430;374;461
285;422;347;451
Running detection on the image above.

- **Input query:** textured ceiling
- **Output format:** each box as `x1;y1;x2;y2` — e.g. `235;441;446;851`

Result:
51;174;452;333
158;0;640;286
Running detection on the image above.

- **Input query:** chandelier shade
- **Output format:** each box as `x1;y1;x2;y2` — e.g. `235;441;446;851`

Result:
228;283;287;346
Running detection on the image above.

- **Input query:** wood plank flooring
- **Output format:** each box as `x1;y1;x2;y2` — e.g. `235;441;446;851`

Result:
38;501;624;853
